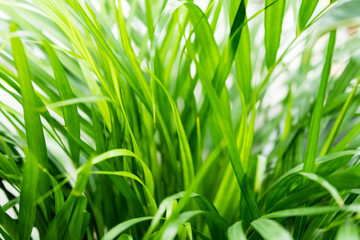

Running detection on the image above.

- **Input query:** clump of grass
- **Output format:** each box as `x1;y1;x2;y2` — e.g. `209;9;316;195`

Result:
0;0;360;239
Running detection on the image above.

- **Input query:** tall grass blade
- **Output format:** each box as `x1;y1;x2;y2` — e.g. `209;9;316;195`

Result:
303;31;336;174
10;23;50;240
43;42;80;166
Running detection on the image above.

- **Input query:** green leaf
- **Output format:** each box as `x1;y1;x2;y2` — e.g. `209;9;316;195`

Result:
10;23;49;240
44;196;76;240
265;0;286;68
9;24;50;178
43;42;81;166
91;149;154;194
264;206;341;218
161;210;203;240
92;171;157;215
335;220;360;240
303;30;336;174
18;152;39;240
0;153;19;183
44;162;92;240
299;172;344;207
235;23;252;102
252;218;292;240
102;217;153;240
321;77;360;155
0;205;19;240
68;196;88;240
0;227;12;240
118;234;133;240
330;122;360;153
43;170;64;214
196;54;260;219
0;137;20;177
298;0;319;32
228;221;246;240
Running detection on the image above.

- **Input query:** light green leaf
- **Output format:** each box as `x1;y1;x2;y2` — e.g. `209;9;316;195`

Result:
265;0;286;68
303;31;336;174
228;221;246;240
102;217;153;240
335;220;360;240
252;218;292;240
44;41;81;166
298;0;319;32
299;172;344;207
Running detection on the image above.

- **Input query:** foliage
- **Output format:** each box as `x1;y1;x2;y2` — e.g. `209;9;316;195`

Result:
0;0;360;239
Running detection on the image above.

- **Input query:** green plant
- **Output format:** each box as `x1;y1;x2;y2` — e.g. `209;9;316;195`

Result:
0;0;360;239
